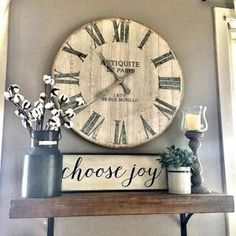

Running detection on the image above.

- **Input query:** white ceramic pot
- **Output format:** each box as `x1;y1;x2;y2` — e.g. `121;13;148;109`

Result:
167;167;191;194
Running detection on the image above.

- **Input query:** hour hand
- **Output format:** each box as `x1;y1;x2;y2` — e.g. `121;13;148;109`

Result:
75;71;133;114
98;52;131;95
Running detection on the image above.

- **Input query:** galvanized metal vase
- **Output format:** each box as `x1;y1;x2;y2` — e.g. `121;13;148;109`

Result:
21;130;62;198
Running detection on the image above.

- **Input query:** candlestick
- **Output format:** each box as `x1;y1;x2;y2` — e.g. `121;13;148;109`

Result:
185;131;211;194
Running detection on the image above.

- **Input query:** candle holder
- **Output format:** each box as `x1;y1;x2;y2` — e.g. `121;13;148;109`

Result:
181;105;208;132
185;131;211;194
182;105;211;194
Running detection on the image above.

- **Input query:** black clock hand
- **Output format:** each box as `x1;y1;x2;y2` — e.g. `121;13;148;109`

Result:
75;71;133;113
97;51;131;95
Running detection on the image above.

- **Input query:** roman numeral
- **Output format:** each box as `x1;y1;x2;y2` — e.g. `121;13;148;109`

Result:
81;111;105;139
62;42;87;62
113;120;127;145
140;115;156;139
85;23;106;48
153;98;176;120
151;51;174;68
138;30;152;49
158;77;181;91
54;70;80;85
112;20;130;43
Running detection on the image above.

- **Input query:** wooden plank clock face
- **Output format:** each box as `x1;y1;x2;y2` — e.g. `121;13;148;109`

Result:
52;18;183;148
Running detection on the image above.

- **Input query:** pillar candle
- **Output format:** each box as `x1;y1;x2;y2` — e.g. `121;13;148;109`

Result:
185;114;201;131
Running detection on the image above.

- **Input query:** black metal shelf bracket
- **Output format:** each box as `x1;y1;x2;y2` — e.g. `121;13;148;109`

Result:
47;218;54;236
47;214;194;236
180;213;194;236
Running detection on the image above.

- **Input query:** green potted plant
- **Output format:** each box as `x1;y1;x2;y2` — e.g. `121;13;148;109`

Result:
159;145;195;194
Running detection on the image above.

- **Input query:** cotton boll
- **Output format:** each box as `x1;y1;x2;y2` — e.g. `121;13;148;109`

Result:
48;116;61;128
75;96;85;106
9;84;20;94
50;88;60;97
15;110;25;119
43;75;54;85
28;111;37;121
59;94;69;104
21;119;27;129
51;109;61;117
31;108;42;120
21;119;32;130
65;108;75;118
45;102;55;110
13;94;24;103
3;91;12;100
64;121;73;129
49;126;59;131
22;100;31;110
39;92;46;102
13;94;20;103
34;100;44;109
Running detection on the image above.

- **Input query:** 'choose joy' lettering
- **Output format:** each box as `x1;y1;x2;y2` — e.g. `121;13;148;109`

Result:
62;157;163;188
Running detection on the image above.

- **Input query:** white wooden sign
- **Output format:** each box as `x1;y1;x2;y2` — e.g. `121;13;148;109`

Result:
62;154;167;191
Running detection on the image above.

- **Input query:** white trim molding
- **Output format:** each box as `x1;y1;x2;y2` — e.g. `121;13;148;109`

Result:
0;0;11;170
214;7;236;236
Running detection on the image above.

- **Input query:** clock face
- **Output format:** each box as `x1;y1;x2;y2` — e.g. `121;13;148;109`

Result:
52;18;183;148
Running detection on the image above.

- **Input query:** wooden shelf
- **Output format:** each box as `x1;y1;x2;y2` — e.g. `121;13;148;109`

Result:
9;191;234;219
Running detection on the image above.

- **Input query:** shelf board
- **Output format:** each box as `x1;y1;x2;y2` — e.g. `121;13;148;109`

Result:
9;191;234;219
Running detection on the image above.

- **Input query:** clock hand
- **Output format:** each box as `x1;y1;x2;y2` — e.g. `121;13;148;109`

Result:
94;74;128;98
75;71;133;113
97;51;131;95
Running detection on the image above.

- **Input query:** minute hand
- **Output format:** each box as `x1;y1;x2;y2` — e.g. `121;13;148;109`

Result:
75;72;132;113
98;52;131;95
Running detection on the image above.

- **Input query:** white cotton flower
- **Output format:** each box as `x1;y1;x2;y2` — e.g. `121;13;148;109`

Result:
51;116;61;125
31;108;42;119
49;126;59;131
48;116;61;129
75;96;85;106
59;94;69;104
50;88;60;97
15;110;25;119
21;119;27;129
39;107;44;115
53;116;61;126
3;91;12;100
34;100;44;109
65;108;75;118
9;84;20;94
45;101;55;110
43;74;51;82
21;119;32;129
13;94;24;104
43;75;54;85
39;92;46;102
64;121;73;129
51;109;61;117
40;92;46;97
13;96;20;103
28;111;37;121
22;100;31;110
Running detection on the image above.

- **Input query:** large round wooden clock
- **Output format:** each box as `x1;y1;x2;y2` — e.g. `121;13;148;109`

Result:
52;18;183;148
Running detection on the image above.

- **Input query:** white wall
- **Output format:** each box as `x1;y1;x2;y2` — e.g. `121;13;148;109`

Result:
0;0;231;235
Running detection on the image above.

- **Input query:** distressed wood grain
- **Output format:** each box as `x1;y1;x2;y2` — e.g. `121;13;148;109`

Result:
52;18;183;148
10;192;234;218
